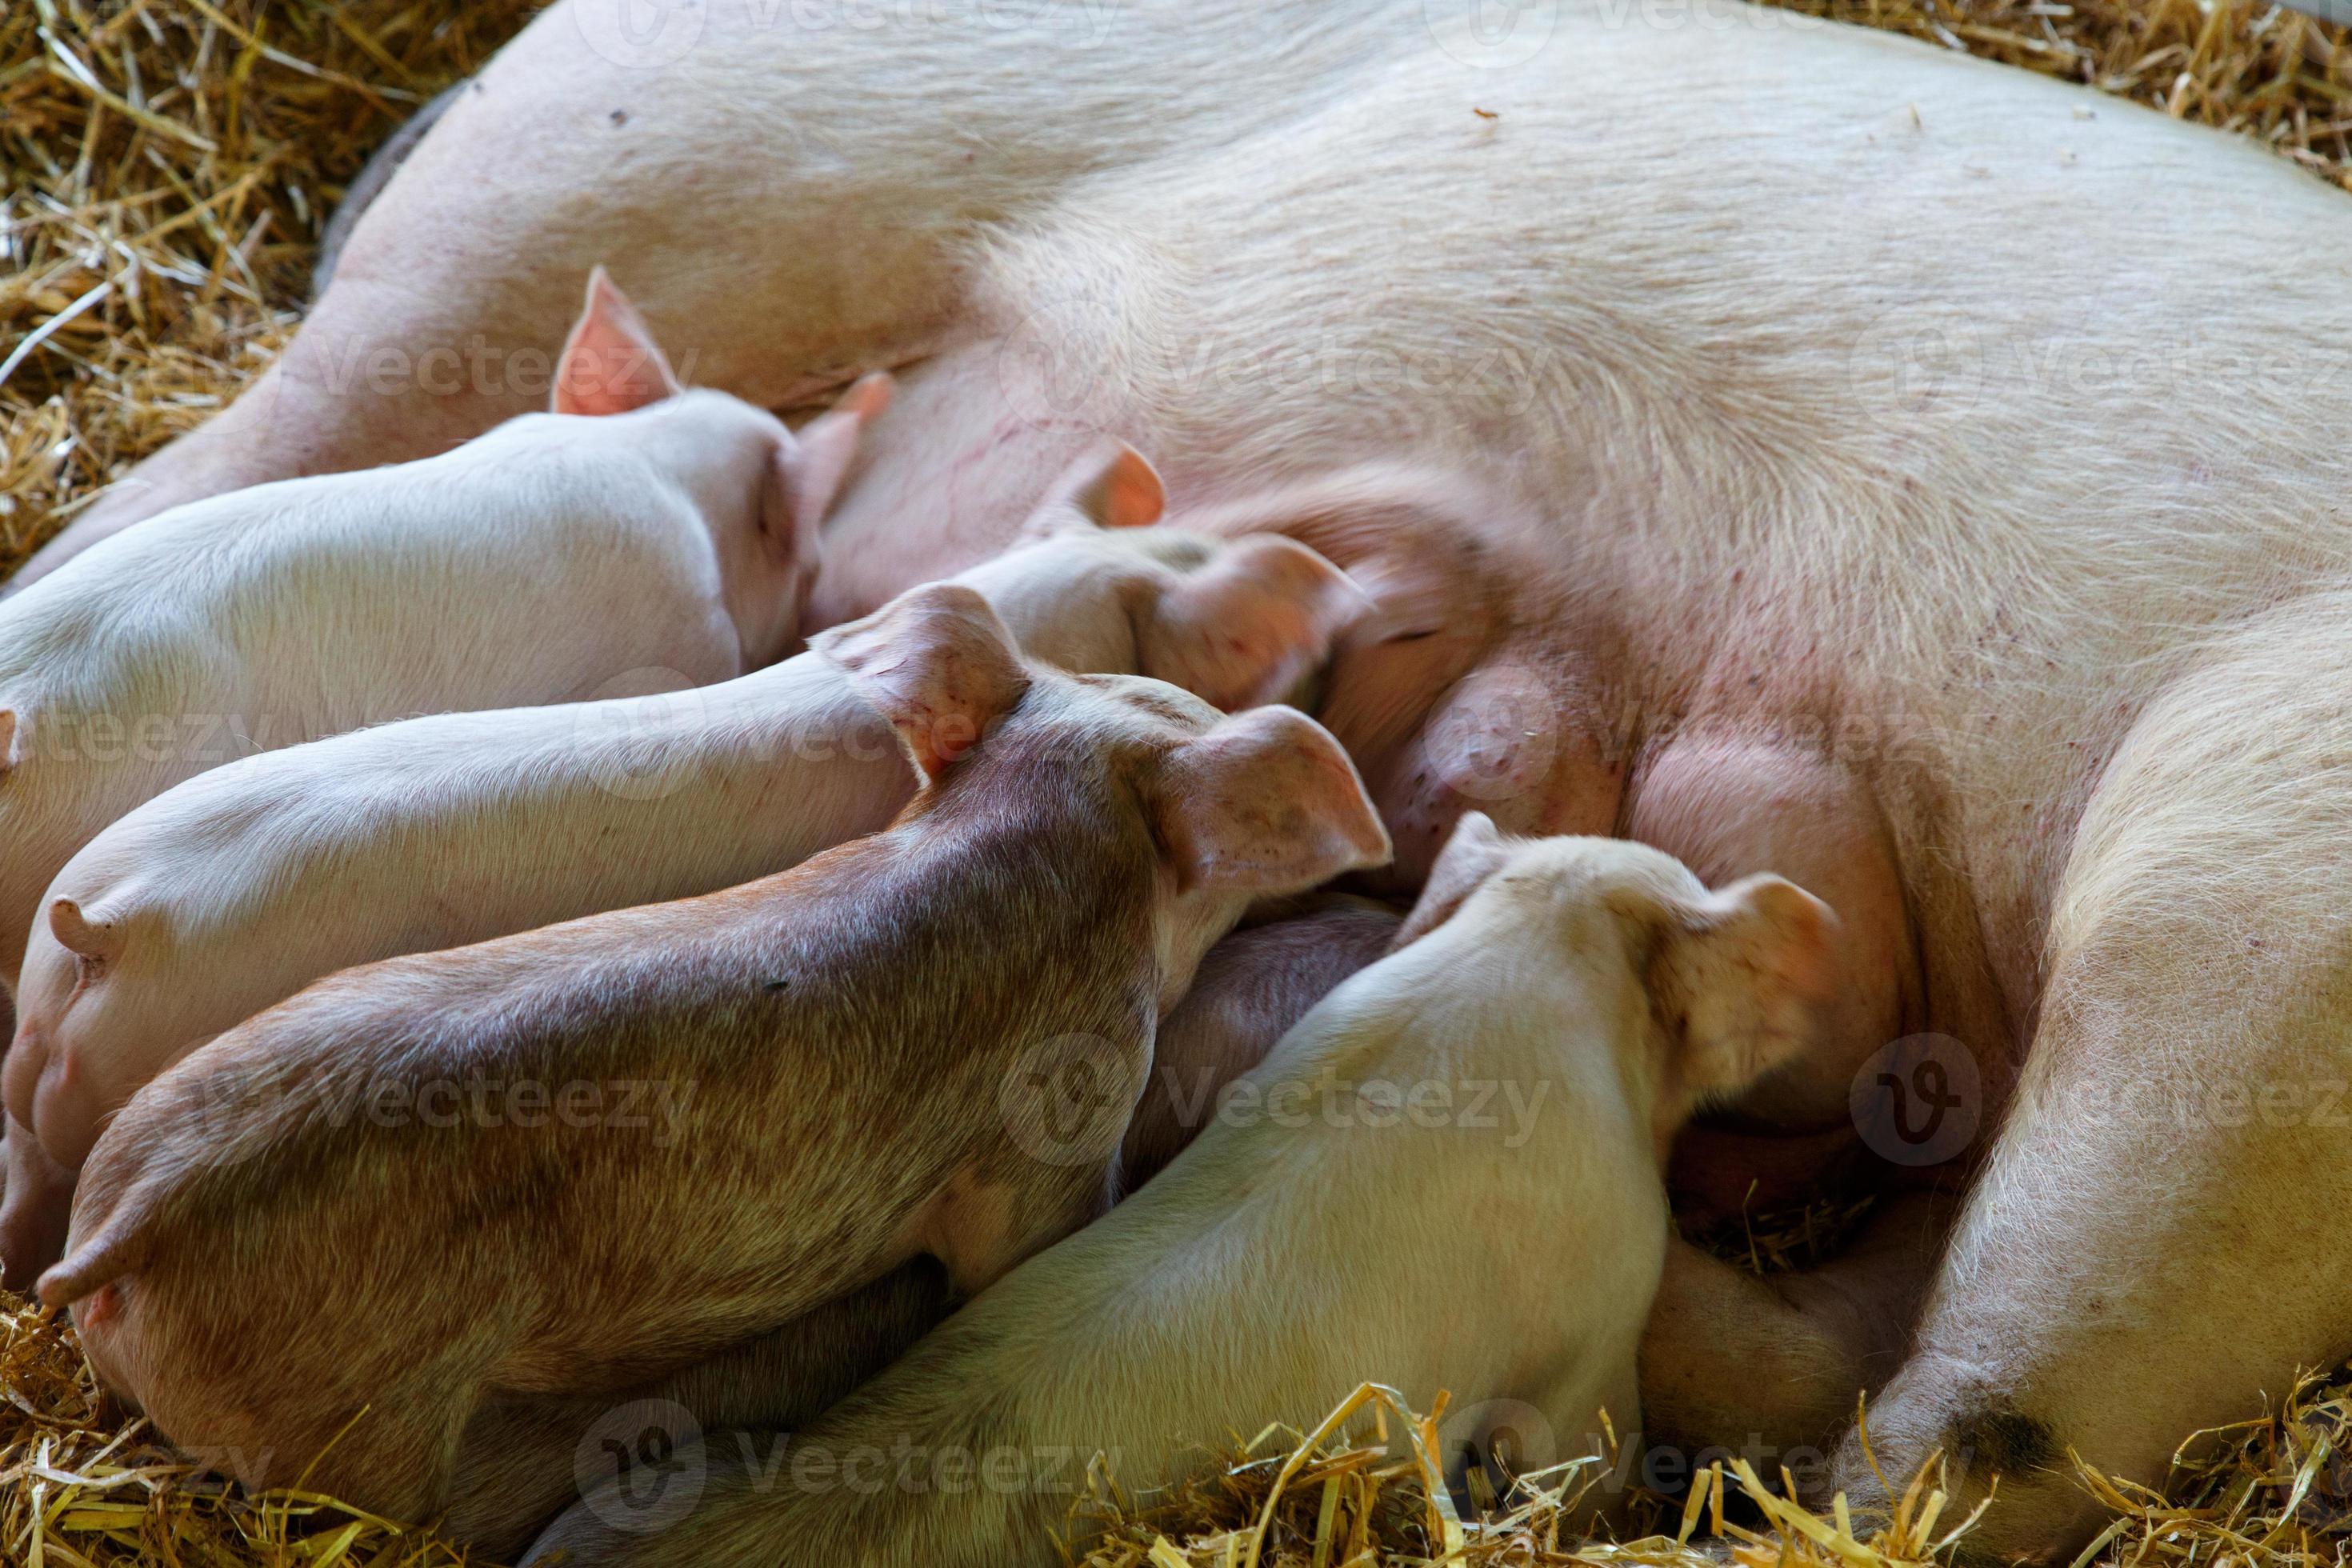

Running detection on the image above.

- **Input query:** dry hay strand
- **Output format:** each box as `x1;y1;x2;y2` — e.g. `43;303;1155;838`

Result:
1;0;546;576
1680;1188;1882;1278
1069;1346;2352;1568
2069;1366;2352;1565
8;1201;2352;1564
6;0;2352;1564
1068;1382;1989;1568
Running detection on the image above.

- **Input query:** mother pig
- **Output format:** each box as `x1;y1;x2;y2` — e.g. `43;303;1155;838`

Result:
24;1;2352;1554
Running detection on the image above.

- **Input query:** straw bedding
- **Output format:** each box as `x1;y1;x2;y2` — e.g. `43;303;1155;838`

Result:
2;0;2350;1562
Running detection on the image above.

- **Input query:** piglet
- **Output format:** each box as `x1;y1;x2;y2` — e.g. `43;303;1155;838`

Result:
39;584;1390;1555
469;897;1402;1542
474;895;1401;1542
526;816;1834;1568
0;446;1363;1282
0;266;880;1020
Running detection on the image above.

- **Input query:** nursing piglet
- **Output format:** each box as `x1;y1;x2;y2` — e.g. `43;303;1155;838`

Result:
527;817;1834;1568
465;897;1399;1540
41;586;1390;1554
0;447;1362;1279
0;266;879;1014
476;896;1402;1540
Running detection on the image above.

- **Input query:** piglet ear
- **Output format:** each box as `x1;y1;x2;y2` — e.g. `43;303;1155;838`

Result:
1138;535;1370;711
1645;875;1838;1104
1152;706;1391;894
810;582;1031;783
771;372;891;539
553;266;683;416
1017;442;1166;542
1391;811;1511;947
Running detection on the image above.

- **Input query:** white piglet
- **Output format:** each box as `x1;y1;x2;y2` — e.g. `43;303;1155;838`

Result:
529;817;1839;1568
0;265;880;1005
0;449;1365;1281
0;270;884;1279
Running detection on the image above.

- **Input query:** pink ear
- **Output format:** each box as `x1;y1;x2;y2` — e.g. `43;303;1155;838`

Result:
1153;706;1392;893
810;582;1031;782
1017;442;1166;541
552;266;683;416
772;372;891;538
1391;811;1512;946
1138;535;1371;711
1650;875;1839;1102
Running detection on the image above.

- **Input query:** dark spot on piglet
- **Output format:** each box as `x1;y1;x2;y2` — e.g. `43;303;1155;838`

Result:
1949;1406;2060;1476
610;109;629;126
763;978;790;993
